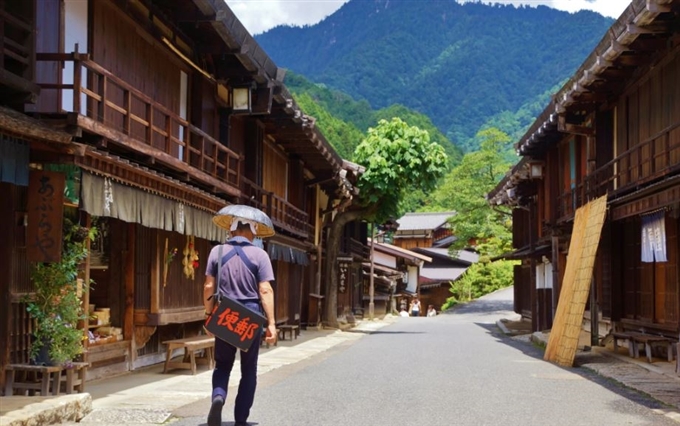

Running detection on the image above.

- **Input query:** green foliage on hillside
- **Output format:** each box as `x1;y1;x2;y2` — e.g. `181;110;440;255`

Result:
286;72;463;166
425;128;514;255
442;258;515;310
424;127;517;311
257;1;613;151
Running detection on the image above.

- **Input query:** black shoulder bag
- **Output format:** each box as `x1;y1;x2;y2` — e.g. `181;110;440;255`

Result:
204;243;267;351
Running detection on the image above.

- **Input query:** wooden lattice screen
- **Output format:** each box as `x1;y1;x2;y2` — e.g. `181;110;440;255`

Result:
544;195;608;367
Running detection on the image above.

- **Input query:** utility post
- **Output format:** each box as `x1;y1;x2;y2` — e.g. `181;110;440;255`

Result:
369;223;376;320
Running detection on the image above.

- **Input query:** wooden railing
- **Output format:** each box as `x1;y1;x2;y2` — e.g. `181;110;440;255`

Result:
0;8;34;82
590;121;680;198
35;53;241;188
240;177;313;239
342;237;369;260
556;121;680;220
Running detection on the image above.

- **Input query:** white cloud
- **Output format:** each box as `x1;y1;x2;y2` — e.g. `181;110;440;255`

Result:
228;0;630;36
229;0;350;35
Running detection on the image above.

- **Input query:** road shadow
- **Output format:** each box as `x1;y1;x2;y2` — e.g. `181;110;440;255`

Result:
474;321;675;413
442;299;515;317
345;330;425;335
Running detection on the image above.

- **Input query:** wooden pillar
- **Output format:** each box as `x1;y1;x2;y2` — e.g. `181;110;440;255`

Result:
530;202;537;332
81;214;92;361
0;184;14;392
150;231;160;314
124;223;135;342
551;235;561;325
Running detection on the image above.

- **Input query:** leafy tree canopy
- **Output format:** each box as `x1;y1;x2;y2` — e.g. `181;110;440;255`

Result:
425;127;513;257
353;118;449;224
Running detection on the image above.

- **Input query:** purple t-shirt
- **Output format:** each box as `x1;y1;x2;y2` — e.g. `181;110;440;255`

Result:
205;237;275;300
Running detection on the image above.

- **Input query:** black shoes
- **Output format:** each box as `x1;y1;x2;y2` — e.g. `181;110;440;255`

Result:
207;396;224;426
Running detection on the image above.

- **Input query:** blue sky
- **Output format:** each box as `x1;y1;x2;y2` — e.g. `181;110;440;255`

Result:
229;0;630;35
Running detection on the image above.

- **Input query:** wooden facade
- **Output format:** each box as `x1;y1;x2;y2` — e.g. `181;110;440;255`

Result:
489;0;680;350
1;0;359;391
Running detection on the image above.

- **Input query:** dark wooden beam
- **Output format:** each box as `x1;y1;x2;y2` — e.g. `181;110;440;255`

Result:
558;116;595;136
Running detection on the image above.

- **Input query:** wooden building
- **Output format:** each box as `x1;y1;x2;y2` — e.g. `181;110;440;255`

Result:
363;239;431;316
393;211;456;250
413;248;479;312
1;0;355;389
488;0;680;353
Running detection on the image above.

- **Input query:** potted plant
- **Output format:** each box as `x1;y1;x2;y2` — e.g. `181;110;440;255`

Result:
25;220;97;366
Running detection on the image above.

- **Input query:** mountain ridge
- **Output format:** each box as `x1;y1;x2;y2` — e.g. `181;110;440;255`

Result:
255;0;614;150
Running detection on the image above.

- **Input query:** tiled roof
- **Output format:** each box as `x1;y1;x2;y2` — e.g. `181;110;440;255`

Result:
395;211;456;232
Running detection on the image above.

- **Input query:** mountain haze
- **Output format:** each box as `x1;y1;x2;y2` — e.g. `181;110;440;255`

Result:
255;0;614;150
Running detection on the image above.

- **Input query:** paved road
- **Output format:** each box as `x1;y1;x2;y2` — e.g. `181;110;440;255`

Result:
171;288;676;426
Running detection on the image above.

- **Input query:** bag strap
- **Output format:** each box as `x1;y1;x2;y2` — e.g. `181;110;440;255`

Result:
212;242;258;301
213;244;223;302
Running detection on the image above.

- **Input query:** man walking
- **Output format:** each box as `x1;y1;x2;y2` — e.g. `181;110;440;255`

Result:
203;216;277;426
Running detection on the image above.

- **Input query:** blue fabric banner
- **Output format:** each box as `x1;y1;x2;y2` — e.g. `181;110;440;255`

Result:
641;210;667;263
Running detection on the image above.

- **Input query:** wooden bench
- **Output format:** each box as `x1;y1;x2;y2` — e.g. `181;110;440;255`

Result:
163;335;215;375
629;333;674;363
5;364;63;396
4;362;89;396
611;331;674;363
611;332;636;358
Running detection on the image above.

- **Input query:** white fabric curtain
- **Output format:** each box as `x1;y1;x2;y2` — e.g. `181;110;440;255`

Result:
81;172;228;242
641;210;667;263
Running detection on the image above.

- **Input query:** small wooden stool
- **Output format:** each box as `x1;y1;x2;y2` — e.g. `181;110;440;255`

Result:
61;362;89;394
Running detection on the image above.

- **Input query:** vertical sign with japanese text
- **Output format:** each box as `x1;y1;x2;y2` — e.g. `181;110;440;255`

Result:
27;170;65;263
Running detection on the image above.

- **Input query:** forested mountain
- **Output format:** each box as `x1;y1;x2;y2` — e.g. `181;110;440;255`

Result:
285;72;463;165
256;0;614;151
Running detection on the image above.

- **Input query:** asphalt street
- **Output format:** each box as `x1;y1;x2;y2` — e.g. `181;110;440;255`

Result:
170;287;677;426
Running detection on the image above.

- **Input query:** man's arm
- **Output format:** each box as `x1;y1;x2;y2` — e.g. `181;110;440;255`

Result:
259;281;277;344
203;275;216;314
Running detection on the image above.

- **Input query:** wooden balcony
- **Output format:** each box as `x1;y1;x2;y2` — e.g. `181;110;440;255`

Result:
240;178;313;239
35;53;241;196
590;122;680;198
0;5;39;100
341;237;370;260
557;121;680;221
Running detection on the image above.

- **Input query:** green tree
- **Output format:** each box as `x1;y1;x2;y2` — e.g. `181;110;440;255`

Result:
323;118;448;327
442;256;515;310
427;127;513;256
426;127;517;310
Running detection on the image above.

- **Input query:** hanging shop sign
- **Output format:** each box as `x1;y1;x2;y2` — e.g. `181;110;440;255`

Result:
27;170;65;262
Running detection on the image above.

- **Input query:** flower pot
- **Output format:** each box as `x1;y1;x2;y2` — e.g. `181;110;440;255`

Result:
30;337;55;366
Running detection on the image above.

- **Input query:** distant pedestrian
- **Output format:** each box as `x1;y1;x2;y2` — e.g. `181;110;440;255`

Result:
410;298;421;317
399;308;410;317
427;305;437;317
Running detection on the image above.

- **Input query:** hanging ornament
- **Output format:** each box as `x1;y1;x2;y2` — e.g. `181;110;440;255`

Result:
182;235;199;280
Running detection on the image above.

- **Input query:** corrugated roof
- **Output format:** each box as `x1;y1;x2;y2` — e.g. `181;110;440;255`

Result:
395;211;456;232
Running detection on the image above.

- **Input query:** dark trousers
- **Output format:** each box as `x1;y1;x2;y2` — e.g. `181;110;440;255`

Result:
211;301;262;423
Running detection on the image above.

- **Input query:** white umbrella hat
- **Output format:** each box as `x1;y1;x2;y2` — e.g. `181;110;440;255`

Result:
213;204;276;238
